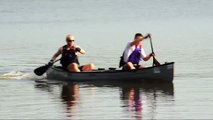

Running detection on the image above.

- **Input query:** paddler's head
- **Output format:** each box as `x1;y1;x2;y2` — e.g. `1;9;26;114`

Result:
134;33;144;45
66;34;75;46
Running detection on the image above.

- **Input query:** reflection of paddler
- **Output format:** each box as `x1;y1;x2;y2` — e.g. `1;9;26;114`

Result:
61;83;79;114
121;87;142;112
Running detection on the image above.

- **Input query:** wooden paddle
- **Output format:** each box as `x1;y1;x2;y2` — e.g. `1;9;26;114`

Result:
34;59;60;76
148;35;161;66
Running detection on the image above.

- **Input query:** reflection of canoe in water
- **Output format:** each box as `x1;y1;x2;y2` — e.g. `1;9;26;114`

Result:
46;62;174;82
78;80;174;96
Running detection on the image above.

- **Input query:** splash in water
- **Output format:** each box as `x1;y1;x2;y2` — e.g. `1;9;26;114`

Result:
0;71;46;80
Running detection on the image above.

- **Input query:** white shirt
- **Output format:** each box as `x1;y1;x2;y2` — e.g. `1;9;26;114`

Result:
123;42;147;63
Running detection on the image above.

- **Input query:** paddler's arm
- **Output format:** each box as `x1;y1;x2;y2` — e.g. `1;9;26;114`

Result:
50;47;62;61
139;47;153;61
75;45;86;54
143;52;155;61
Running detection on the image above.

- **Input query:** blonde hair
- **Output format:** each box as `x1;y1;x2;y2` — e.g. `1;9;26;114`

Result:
66;34;73;41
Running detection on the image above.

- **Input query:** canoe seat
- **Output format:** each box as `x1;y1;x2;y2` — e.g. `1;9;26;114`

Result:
98;68;105;70
108;67;116;70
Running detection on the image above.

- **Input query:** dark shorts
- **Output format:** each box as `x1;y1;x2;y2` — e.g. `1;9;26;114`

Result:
62;62;83;71
78;65;84;71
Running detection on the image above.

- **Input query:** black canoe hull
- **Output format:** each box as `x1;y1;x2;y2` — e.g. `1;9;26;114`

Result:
46;62;174;82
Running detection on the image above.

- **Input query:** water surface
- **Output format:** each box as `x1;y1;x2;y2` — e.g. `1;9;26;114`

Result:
0;0;213;119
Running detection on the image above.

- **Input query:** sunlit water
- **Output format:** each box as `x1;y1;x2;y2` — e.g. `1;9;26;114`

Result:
0;0;213;119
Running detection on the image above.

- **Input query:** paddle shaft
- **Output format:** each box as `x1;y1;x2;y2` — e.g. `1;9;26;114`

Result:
34;59;60;76
52;59;60;63
149;36;160;66
149;36;154;66
149;36;154;53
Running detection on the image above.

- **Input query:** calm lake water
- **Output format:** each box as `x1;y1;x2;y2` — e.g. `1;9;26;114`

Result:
0;0;213;119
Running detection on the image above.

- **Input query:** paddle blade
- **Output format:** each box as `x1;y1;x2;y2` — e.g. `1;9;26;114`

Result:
153;57;161;66
34;64;50;76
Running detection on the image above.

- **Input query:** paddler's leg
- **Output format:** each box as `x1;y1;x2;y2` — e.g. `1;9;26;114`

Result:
67;63;81;72
138;65;145;69
126;62;136;70
81;63;95;72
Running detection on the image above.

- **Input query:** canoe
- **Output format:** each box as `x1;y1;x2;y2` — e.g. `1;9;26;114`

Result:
46;62;174;82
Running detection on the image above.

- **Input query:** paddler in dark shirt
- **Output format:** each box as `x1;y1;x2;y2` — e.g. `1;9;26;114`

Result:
49;34;95;72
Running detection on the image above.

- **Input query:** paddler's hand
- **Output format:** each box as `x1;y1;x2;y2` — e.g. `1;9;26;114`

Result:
149;52;155;57
48;60;54;66
144;33;151;39
75;47;81;52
